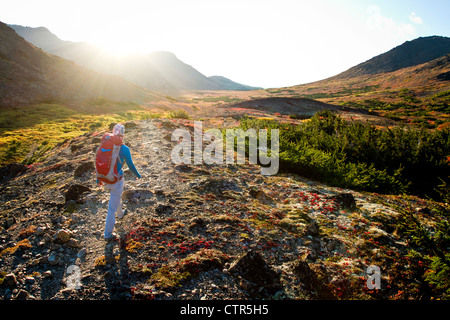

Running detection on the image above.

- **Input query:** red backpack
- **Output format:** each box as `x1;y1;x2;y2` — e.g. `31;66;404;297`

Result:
95;133;123;184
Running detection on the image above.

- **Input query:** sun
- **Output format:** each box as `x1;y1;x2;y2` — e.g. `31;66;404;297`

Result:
97;39;140;56
93;32;148;56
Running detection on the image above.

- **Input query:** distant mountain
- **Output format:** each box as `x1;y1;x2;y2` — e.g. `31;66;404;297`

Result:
208;76;260;91
145;51;221;91
7;24;76;52
334;36;450;79
9;24;261;92
0;22;151;107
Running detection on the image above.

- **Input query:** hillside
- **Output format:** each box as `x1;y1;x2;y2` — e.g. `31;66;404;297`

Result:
0;22;152;107
203;45;447;130
145;51;259;91
207;76;261;91
0;117;448;301
169;53;449;129
334;36;450;79
9;24;261;92
7;24;76;52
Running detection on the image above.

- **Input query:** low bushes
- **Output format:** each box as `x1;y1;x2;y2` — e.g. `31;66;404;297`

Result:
238;110;449;201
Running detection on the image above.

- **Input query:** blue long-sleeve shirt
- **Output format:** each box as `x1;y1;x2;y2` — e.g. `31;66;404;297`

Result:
117;145;141;178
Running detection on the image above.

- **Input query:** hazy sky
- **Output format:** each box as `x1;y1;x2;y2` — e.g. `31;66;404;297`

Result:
1;0;449;88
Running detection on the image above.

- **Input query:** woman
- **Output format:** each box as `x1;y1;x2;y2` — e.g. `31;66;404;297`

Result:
103;123;141;241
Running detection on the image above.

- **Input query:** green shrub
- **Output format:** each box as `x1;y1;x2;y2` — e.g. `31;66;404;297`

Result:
392;202;450;299
166;110;190;119
425;254;450;299
238;110;449;200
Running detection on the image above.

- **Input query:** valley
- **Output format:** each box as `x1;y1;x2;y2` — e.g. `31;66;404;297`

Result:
0;21;449;302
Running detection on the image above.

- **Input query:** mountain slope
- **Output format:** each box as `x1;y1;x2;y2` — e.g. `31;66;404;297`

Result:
146;51;221;90
9;24;261;92
264;35;450;105
7;24;76;52
0;22;152;107
146;52;262;91
208;75;261;90
334;36;450;79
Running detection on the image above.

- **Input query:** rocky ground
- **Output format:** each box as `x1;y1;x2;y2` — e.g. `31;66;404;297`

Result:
0;118;448;300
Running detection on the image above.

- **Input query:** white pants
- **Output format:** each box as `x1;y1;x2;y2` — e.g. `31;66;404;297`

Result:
104;178;124;238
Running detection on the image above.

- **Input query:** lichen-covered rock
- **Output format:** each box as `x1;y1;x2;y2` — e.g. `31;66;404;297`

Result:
53;229;71;243
249;188;274;205
0;163;28;183
122;189;154;202
64;184;91;203
228;250;281;297
74;161;94;178
328;193;356;210
291;259;334;299
195;178;242;196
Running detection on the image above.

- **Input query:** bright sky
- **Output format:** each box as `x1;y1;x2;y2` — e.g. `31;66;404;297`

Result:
1;0;449;88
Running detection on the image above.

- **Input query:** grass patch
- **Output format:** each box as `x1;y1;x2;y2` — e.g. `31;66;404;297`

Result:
192;96;243;104
0;239;32;257
166;109;190;119
301;85;381;100
150;265;191;290
0;102;161;165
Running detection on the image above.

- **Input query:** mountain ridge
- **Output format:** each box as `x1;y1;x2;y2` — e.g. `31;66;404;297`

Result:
333;35;450;79
0;22;155;107
9;24;262;92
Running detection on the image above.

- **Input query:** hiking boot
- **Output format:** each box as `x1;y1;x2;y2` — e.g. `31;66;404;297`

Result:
104;233;119;242
117;208;128;219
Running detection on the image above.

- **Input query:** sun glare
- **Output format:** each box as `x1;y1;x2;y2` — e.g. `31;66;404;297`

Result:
97;39;141;56
92;30;149;56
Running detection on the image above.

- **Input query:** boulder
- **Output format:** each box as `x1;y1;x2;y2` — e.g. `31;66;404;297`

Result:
4;216;15;229
122;189;154;202
416;207;432;215
249;188;274;205
65;184;91;203
92;137;102;144
228;250;281;297
14;289;29;300
367;226;395;245
174;164;193;172
70;144;83;153
77;248;88;259
74;161;94;178
189;217;207;231
4;273;17;287
0;163;28;183
124;121;138;129
328;193;356;210
155;204;174;215
304;221;320;236
161;120;179;129
48;252;60;265
35;225;46;236
291;259;333;299
67;238;80;248
291;259;318;292
53;229;72;244
195;178;242;197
